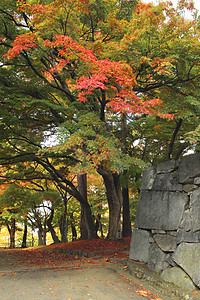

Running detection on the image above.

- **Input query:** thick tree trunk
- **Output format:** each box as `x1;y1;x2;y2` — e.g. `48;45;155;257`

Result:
21;219;28;248
37;222;46;246
80;205;89;239
33;211;47;246
47;209;60;244
100;171;123;239
77;174;98;239
38;229;44;246
122;187;132;237
7;218;16;248
38;228;47;246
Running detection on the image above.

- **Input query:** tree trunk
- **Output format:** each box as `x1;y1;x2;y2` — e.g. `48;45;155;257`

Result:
38;229;44;246
33;210;47;246
122;187;132;237
95;214;104;238
37;224;46;246
78;174;88;239
47;209;60;244
77;174;98;239
38;228;46;246
7;218;16;248
34;157;97;240
70;213;77;241
168;118;183;160
80;204;89;239
21;218;28;248
59;197;68;242
99;171;123;239
121;113;132;237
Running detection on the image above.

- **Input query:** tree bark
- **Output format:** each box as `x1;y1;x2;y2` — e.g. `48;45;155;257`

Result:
21;218;28;248
122;187;132;237
95;214;104;238
99;171;123;239
59;197;68;242
168;118;183;160
70;213;77;241
47;208;60;244
36;214;46;246
80;204;89;239
121;113;132;237
7;218;16;249
77;174;98;239
38;229;44;246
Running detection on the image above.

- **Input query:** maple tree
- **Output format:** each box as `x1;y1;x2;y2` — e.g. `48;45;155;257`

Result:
0;0;200;240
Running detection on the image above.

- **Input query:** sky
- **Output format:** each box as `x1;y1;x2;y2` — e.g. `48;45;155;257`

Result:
143;0;200;13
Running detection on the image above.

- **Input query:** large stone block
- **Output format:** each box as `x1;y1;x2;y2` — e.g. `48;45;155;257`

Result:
152;173;182;191
172;243;200;288
161;267;196;291
135;190;187;230
177;230;200;244
148;243;168;271
156;160;178;174
129;229;150;263
141;167;156;190
178;153;200;184
153;234;177;252
190;188;200;232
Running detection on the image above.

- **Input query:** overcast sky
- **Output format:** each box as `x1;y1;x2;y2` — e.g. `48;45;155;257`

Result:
143;0;200;13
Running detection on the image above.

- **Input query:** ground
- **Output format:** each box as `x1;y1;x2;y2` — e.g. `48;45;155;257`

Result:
0;238;199;300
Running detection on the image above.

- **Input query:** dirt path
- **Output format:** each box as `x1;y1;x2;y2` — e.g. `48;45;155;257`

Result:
0;248;199;300
0;262;144;300
0;249;159;300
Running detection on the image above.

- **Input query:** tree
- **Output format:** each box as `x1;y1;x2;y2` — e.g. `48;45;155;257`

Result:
0;184;33;248
1;0;200;240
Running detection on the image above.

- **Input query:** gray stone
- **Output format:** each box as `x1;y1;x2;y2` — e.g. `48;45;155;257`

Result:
178;153;200;184
152;173;182;192
177;229;200;244
183;184;198;193
141;166;156;190
160;267;196;291
129;229;150;263
165;254;177;267
156;160;178;174
179;210;192;232
148;243;168;271
153;234;177;252
172;243;200;288
135;190;187;230
194;177;200;185
190;188;200;232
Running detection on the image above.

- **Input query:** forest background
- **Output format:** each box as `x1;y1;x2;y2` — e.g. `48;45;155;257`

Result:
0;0;200;248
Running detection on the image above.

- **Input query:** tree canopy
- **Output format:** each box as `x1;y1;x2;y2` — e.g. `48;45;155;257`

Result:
0;0;200;240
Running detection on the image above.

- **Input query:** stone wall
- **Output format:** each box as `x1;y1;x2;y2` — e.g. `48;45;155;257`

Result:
129;153;200;291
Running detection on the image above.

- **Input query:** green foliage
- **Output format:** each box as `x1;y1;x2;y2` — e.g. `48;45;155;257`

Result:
1;0;200;239
0;184;33;211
